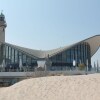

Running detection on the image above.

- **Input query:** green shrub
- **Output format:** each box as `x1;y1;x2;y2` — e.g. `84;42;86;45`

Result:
78;63;85;70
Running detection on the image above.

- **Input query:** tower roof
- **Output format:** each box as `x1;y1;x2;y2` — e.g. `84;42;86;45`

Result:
0;12;5;18
0;11;7;27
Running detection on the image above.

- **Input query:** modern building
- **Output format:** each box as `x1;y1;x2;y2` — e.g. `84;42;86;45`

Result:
0;12;100;73
0;12;100;86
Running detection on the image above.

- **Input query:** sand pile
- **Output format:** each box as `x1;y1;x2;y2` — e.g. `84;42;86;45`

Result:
0;74;100;100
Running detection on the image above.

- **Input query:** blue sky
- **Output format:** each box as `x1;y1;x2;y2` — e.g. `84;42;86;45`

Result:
0;0;99;66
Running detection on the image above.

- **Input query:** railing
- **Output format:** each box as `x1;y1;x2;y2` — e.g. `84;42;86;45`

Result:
0;66;99;73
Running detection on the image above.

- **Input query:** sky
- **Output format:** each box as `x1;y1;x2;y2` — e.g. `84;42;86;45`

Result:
0;0;99;66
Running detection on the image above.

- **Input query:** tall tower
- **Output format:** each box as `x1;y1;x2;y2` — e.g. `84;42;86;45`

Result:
0;12;7;43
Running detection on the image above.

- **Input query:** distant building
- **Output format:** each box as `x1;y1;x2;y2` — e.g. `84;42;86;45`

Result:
0;13;100;72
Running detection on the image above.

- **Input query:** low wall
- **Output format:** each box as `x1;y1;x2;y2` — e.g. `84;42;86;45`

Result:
0;70;97;87
0;70;96;78
25;70;96;78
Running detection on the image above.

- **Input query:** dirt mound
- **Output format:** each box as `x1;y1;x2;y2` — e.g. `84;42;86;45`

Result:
0;74;100;100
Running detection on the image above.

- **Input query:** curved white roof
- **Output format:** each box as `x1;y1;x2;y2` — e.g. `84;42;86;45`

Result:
5;35;100;59
83;35;100;56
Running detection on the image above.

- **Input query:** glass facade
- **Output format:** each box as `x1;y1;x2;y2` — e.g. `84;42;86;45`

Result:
50;42;91;71
3;44;38;71
0;42;91;72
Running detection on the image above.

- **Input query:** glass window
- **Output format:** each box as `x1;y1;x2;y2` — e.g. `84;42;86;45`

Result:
19;52;22;63
11;48;14;63
2;45;5;58
65;50;70;63
66;50;70;56
56;53;62;61
23;54;26;63
6;46;8;59
67;58;70;63
8;47;11;59
15;50;18;63
27;57;31;65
